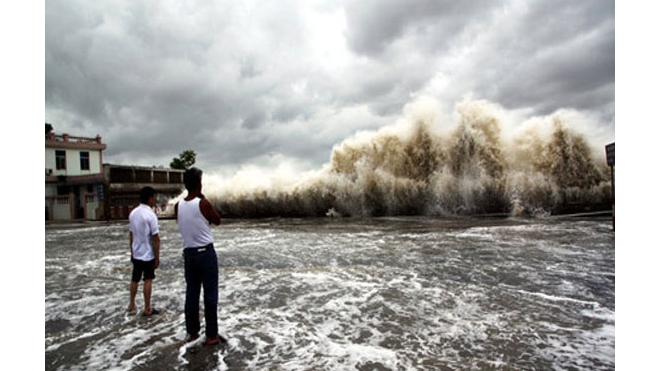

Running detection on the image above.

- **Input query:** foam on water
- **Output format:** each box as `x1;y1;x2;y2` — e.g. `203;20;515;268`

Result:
46;217;614;370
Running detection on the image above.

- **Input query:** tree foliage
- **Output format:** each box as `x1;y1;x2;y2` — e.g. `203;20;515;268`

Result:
170;150;196;169
46;123;54;134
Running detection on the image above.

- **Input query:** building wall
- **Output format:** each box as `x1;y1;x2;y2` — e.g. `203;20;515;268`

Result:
45;133;185;221
45;184;57;197
45;184;100;221
103;164;185;220
46;133;107;221
45;147;103;176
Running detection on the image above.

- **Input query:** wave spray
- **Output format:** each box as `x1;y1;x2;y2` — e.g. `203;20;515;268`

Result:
207;97;611;218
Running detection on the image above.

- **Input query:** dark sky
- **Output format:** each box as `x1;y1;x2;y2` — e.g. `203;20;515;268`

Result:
44;0;615;179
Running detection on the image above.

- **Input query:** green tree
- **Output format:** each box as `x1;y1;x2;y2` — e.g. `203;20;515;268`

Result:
170;149;196;169
46;123;53;134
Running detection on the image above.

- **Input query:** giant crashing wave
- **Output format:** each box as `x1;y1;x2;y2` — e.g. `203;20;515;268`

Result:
210;99;612;218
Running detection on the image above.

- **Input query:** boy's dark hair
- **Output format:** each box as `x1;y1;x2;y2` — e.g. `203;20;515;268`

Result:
139;186;156;204
183;167;203;191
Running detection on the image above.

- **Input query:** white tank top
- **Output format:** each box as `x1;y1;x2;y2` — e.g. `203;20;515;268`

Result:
177;198;214;248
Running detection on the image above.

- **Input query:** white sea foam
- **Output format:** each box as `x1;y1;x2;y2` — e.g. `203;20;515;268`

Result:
516;289;601;309
46;217;614;370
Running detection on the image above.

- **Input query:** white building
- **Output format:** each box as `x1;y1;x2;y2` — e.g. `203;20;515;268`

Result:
45;131;107;220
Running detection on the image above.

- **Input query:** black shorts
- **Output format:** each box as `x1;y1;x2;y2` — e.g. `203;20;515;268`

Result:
131;258;156;282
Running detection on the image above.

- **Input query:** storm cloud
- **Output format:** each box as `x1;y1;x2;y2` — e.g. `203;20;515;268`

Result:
45;0;614;177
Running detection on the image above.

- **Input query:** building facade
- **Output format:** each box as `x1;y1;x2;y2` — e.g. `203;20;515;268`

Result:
45;132;107;221
46;131;186;221
103;164;185;219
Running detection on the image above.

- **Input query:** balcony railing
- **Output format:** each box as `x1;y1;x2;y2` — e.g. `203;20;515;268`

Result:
46;133;103;144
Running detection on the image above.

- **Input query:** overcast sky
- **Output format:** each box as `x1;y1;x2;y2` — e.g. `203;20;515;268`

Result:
45;0;615;178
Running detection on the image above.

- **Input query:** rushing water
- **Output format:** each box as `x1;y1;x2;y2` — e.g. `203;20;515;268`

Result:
45;215;614;371
207;99;613;219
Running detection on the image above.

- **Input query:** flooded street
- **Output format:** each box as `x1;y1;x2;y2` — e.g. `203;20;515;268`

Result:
45;216;614;370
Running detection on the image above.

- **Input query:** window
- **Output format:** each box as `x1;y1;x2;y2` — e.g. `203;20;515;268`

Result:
57;185;70;195
56;150;66;170
80;151;90;171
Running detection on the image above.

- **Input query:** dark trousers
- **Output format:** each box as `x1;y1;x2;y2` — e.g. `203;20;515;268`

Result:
183;245;218;337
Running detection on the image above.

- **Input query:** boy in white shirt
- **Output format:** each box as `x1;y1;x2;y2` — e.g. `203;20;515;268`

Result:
128;186;161;316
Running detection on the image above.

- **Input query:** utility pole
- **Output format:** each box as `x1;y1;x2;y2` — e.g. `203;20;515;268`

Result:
605;143;614;231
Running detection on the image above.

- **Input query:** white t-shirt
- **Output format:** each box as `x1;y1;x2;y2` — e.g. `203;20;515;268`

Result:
129;204;159;261
177;197;214;248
